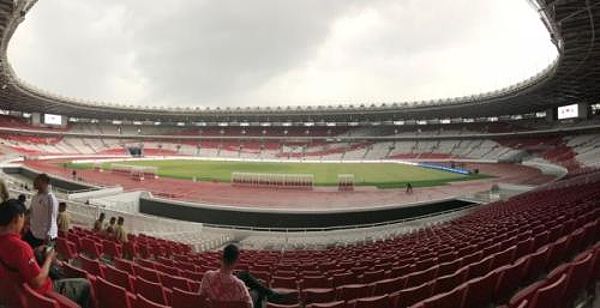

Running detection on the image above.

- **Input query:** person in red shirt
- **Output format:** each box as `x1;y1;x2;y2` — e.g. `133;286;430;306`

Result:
0;199;90;307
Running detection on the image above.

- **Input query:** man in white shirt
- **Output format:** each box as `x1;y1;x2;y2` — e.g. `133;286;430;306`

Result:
24;174;58;249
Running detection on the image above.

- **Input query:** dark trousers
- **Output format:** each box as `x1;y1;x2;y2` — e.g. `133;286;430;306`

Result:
23;230;44;249
236;271;272;307
54;278;92;308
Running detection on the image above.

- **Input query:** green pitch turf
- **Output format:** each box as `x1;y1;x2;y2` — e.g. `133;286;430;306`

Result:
67;160;489;189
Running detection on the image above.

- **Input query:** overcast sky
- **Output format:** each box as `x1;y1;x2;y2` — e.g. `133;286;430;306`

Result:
8;0;557;108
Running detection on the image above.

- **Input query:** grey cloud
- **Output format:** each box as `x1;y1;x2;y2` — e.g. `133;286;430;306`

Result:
8;0;555;109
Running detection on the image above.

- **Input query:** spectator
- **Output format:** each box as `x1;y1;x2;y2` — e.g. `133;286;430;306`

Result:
93;212;105;232
200;244;253;307
0;199;91;307
114;216;128;243
17;194;27;208
200;244;286;307
57;202;70;233
24;174;58;249
105;217;116;237
0;179;8;202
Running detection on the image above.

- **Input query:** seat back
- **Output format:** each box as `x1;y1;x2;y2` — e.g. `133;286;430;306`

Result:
495;257;527;301
95;277;133;308
81;238;102;259
135;276;168;305
79;255;104;278
306;301;345;308
336;284;370;302
395;282;433;308
171;287;206;308
161;273;191;292
563;252;594;302
461;270;498;308
22;283;59;308
353;295;391;308
45;292;80;308
301;275;331;289
528;273;567;308
372;276;404;296
302;288;335;304
136;294;170;308
421;285;465;308
105;265;135;292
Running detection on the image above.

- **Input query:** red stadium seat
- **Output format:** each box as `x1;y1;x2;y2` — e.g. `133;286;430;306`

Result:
105;265;136;293
160;273;191;292
306;301;345;308
56;238;78;260
135;276;169;306
460;270;499;308
135;294;170;308
371;276;405;296
102;240;123;259
415;285;465;308
22;283;59;308
171;287;206;308
302;288;336;304
562;252;594;305
494;256;528;302
81;238;103;259
96;276;135;308
79;255;105;278
393;281;433;308
300;275;332;289
351;294;391;308
432;266;467;295
336;284;371;302
528;273;567;308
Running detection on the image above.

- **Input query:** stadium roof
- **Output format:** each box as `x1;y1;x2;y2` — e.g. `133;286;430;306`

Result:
0;0;598;122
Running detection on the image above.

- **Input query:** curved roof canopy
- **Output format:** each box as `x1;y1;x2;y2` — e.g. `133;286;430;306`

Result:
0;0;598;122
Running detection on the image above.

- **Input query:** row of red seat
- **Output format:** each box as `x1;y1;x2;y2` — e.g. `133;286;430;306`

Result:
47;170;600;307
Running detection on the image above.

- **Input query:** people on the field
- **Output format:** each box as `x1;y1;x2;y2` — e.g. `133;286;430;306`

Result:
93;212;105;232
114;216;128;243
406;182;413;194
24;174;58;249
0;199;91;307
57;202;70;233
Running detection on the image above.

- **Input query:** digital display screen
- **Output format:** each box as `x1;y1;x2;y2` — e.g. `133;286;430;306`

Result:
557;104;579;120
43;114;62;125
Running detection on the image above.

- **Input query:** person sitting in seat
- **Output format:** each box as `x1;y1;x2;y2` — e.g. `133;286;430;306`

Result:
0;199;91;307
17;194;27;208
200;244;288;308
93;212;105;232
104;217;116;237
200;244;253;307
114;216;128;243
57;202;70;233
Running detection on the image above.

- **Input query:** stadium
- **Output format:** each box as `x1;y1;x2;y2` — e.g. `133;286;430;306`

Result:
0;0;598;307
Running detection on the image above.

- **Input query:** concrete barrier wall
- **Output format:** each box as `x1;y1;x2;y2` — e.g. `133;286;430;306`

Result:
139;196;475;229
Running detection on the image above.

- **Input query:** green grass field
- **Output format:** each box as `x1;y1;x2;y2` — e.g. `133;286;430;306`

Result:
66;160;489;189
